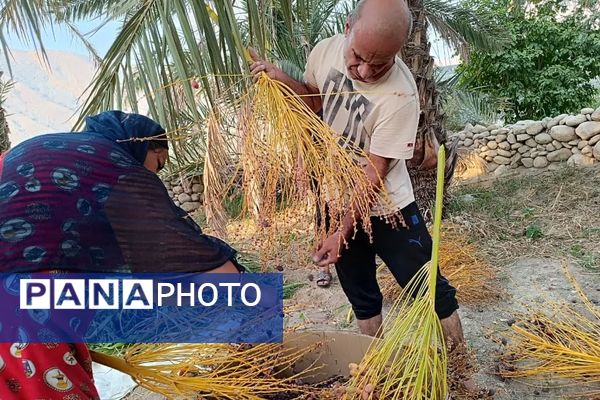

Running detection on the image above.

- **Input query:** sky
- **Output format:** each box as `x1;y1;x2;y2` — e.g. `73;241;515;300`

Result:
5;19;120;59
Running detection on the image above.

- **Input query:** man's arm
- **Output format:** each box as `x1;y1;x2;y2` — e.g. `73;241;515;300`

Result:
248;48;322;113
312;153;390;266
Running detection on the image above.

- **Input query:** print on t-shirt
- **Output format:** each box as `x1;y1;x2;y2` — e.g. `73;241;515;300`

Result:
322;69;373;152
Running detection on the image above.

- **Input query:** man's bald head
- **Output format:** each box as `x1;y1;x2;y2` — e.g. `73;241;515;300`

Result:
348;0;412;47
342;0;412;83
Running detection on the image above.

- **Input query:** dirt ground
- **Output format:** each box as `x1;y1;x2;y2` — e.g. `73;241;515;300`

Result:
282;256;599;400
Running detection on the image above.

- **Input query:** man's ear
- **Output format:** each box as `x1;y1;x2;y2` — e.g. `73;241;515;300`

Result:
345;17;351;35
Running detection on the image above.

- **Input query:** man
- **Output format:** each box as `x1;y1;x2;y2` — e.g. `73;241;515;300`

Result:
249;0;466;346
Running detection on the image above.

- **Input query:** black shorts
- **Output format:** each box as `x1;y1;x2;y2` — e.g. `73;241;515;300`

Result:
328;202;459;320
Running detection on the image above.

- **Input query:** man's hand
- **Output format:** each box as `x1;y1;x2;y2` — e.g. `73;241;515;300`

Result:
248;47;286;82
312;232;345;267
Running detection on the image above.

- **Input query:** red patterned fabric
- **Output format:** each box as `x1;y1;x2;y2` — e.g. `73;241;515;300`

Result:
0;342;99;399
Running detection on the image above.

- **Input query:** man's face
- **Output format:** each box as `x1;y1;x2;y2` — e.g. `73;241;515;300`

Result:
343;22;399;84
143;148;169;174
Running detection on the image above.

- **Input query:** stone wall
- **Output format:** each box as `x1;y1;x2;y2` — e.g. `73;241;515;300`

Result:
451;106;600;173
163;175;204;213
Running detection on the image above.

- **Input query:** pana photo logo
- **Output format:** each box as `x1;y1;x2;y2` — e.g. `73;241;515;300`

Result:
20;278;262;310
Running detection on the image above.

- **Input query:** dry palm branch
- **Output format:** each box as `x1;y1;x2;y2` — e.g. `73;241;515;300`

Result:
379;225;499;306
90;337;324;399
343;145;449;400
500;261;600;398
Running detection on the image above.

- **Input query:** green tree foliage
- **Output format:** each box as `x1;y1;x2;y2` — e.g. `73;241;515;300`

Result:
458;0;600;121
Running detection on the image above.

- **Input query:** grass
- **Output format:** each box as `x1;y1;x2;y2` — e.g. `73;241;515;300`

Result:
88;343;128;356
449;164;600;269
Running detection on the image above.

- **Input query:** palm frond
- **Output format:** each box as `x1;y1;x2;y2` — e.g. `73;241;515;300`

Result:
423;0;510;59
0;0;55;73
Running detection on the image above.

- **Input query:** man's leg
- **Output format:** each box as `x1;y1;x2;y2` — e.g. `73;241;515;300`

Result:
371;202;464;344
332;224;381;336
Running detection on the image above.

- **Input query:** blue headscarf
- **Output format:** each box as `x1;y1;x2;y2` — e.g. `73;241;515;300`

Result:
84;111;166;163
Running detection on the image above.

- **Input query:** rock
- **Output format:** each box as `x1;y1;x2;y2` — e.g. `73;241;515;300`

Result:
497;149;513;157
578;140;589;150
463;138;474;147
538;151;548;156
571;147;581;155
178;193;192;203
521;158;534;168
494;165;510;176
163;181;171;189
516;133;530;142
485;155;493;162
172;186;183;195
511;143;522;150
581;107;595;115
464;123;474;131
487;141;498;150
465;131;474;139
594;142;600;160
533;157;549;168
568;139;579;146
496;134;507;142
472;124;488;134
459;133;467;140
563;142;572;149
191;193;200;202
487;163;499;172
545;144;555;152
181;202;202;212
541;117;551;128
547;148;573;162
515;120;536;126
526;122;544;135
480;131;491;138
487;124;501;131
550;125;577;142
564;114;587;126
510;153;522;167
582;145;593;155
493;156;511;165
537;145;545;151
483;150;498;158
507;133;517;144
480;145;489;152
167;190;174;197
513;125;527;135
592;107;600;122
588;114;593;121
518;146;530;154
547;114;568;129
498;141;511;150
567;154;595;167
552;140;563;149
525;139;538;147
191;183;203;193
531;151;539;158
589;135;600;146
174;200;180;206
575;121;600;140
534;133;552;144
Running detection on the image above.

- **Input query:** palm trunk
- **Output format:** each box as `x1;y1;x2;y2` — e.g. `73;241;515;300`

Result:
0;106;10;153
403;0;456;220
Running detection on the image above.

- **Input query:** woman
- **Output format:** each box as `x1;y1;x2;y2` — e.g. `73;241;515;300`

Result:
0;111;241;399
